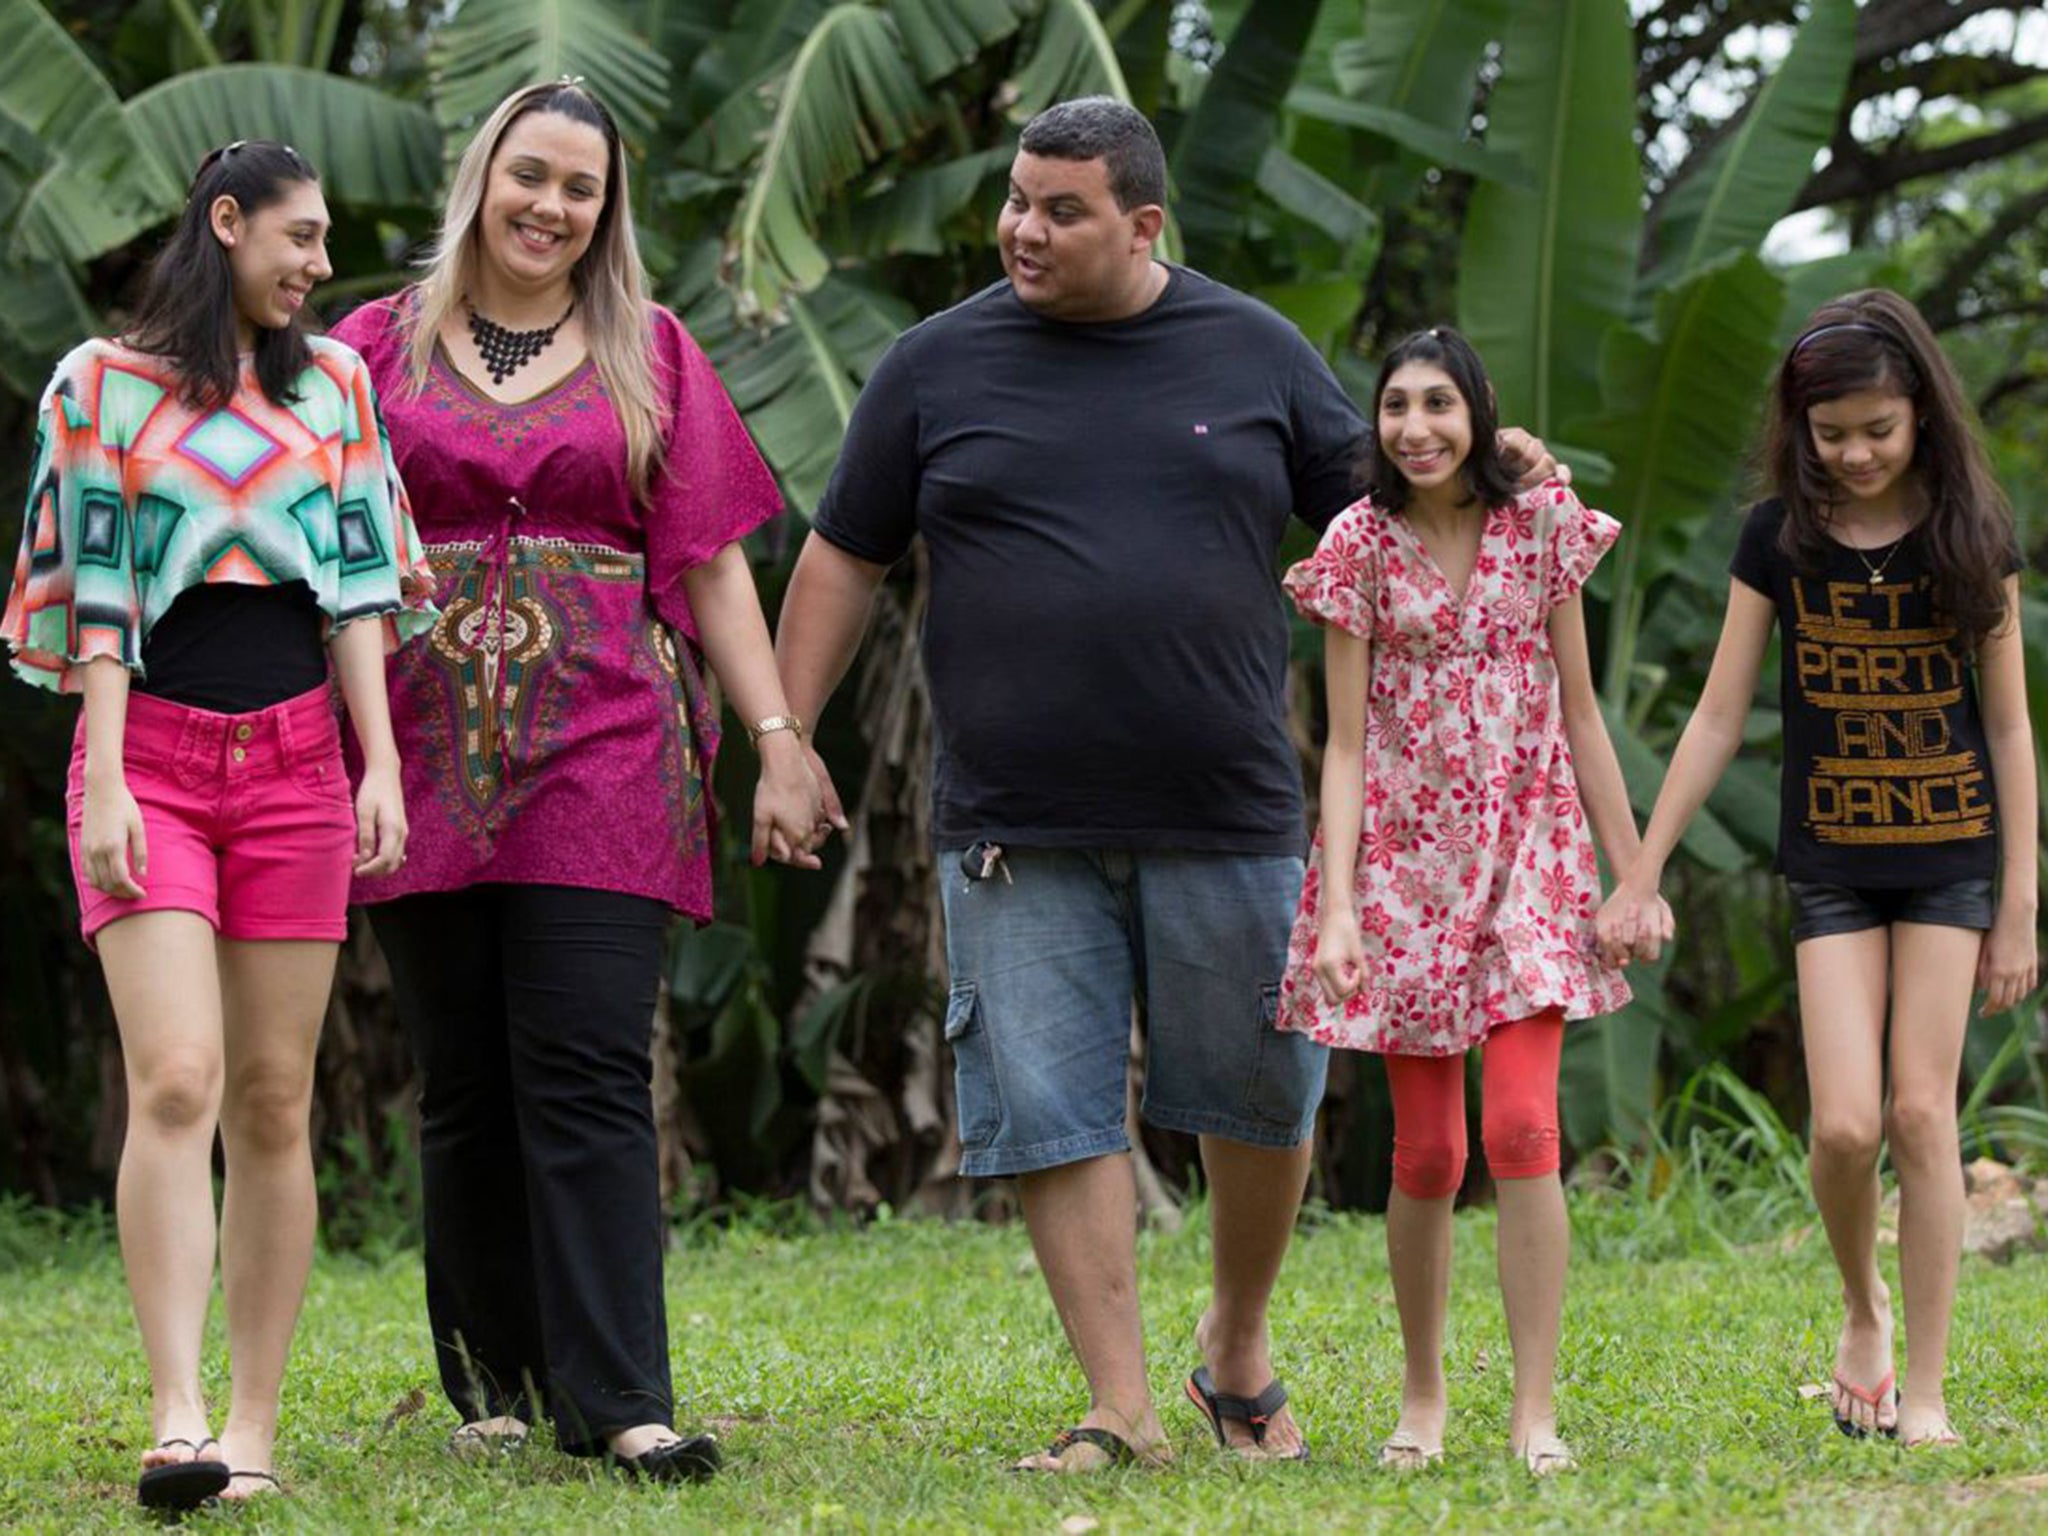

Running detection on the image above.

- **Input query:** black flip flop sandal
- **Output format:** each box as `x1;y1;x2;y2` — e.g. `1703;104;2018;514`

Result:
1013;1426;1141;1472
1185;1366;1310;1461
137;1438;231;1510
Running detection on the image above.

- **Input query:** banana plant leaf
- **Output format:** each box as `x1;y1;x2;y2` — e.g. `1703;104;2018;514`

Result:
124;67;444;213
1642;0;1857;295
0;0;165;264
1168;0;1325;269
889;0;1034;84
1456;0;1639;439
725;4;938;319
1574;251;1786;704
427;0;670;148
1008;0;1133;116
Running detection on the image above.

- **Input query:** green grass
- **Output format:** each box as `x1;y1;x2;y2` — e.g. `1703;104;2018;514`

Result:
2;1200;2046;1532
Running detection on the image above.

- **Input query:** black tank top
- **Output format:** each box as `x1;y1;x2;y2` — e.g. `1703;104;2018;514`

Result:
137;582;326;713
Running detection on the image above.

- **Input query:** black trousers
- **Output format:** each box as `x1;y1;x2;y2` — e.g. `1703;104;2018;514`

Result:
370;884;674;1454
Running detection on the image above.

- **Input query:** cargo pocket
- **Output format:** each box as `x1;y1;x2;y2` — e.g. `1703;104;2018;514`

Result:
942;981;1000;1150
1243;981;1321;1129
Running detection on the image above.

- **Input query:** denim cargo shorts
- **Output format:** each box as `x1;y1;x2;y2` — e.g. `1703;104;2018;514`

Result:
937;846;1330;1178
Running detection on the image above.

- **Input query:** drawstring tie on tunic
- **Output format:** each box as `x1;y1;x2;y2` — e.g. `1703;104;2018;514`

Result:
474;495;524;787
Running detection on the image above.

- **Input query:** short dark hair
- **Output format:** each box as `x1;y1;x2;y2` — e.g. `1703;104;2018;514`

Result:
126;140;321;410
1358;327;1518;514
1016;96;1167;212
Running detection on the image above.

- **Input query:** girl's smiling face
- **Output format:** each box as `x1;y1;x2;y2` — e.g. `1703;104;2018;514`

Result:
216;178;332;347
1378;362;1474;494
1807;388;1918;512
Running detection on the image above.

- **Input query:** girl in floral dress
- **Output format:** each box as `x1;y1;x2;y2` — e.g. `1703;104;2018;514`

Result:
1277;327;1655;1475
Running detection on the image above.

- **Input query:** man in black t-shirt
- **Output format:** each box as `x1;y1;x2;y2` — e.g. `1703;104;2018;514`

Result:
777;98;1545;1470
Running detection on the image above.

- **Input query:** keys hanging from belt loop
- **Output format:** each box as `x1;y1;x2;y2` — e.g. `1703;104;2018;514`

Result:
960;840;1011;887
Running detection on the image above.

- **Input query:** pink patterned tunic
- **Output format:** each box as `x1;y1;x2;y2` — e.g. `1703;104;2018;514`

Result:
330;295;782;920
1275;480;1632;1055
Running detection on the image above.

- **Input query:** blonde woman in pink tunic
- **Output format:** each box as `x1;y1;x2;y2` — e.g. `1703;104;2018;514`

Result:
332;82;823;1481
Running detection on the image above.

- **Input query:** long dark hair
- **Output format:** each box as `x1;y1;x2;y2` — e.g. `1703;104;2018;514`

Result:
1764;288;2017;650
125;140;321;410
1357;326;1518;514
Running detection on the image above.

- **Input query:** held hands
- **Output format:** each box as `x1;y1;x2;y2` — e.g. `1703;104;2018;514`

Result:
1595;880;1675;967
1314;911;1367;1005
354;758;408;876
1498;428;1571;492
79;772;148;899
1976;902;2040;1017
751;733;832;869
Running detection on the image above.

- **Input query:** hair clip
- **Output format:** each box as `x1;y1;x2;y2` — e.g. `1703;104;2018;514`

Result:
558;74;586;86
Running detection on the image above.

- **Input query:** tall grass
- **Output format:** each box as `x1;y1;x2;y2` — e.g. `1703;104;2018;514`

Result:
1573;1064;1815;1262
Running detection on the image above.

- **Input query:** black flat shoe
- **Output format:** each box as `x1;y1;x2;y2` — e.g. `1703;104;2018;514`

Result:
614;1433;721;1483
137;1438;231;1510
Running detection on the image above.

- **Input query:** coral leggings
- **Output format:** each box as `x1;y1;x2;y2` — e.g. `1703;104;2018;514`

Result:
1384;1009;1565;1199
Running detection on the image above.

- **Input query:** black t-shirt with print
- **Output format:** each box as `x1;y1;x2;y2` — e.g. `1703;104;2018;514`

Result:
1729;498;1999;886
813;265;1367;855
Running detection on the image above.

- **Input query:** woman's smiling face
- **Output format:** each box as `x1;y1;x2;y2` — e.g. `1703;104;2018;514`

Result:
476;110;609;291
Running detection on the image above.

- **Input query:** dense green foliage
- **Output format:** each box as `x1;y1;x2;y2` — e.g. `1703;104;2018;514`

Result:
2;1;2045;1215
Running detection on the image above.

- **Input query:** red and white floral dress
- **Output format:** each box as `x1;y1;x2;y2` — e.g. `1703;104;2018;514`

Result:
1276;480;1632;1056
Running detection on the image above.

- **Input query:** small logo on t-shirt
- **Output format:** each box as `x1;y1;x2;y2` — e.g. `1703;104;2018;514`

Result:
1193;423;1209;435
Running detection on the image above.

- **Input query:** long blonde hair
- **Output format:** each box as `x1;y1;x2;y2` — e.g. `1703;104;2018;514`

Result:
403;81;664;497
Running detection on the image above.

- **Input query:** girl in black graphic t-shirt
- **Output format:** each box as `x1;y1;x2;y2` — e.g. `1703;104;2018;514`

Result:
1599;290;2036;1450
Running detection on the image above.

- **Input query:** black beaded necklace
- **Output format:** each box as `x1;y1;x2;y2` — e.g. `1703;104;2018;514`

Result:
465;297;575;386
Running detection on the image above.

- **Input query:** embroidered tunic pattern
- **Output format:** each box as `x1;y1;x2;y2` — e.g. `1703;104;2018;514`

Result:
1276;482;1633;1055
4;338;436;691
331;296;781;920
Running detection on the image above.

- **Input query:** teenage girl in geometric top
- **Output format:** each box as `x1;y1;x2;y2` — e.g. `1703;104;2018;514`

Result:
1277;326;1650;1476
2;142;434;1507
1601;290;2037;1448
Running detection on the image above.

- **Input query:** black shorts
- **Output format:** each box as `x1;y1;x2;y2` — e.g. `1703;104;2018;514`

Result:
1787;878;1995;943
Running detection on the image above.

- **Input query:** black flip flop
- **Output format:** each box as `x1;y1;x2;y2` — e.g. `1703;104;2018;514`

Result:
1185;1366;1310;1461
1013;1426;1141;1472
137;1438;231;1510
222;1469;284;1499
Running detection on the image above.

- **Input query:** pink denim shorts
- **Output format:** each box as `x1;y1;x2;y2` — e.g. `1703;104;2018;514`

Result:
66;685;355;947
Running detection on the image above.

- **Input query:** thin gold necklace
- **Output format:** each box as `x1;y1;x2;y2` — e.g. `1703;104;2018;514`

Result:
1846;533;1907;586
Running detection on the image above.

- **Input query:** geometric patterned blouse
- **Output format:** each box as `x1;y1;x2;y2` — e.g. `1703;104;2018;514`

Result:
3;335;437;692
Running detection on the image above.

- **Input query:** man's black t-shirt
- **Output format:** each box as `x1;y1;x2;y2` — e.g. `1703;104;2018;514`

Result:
1730;498;2000;886
813;266;1366;854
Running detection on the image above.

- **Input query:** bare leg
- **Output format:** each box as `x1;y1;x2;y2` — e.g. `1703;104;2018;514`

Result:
1796;928;1896;1435
213;938;336;1495
1496;1172;1569;1464
1012;1154;1170;1467
98;912;227;1471
1886;922;1979;1448
1384;1187;1454;1456
1193;1135;1312;1457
